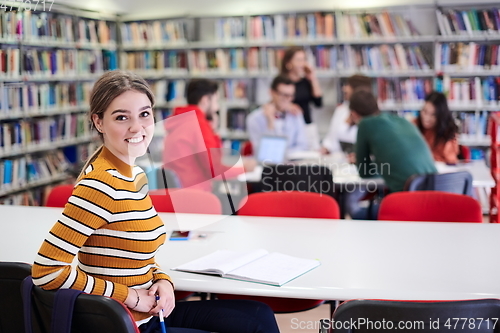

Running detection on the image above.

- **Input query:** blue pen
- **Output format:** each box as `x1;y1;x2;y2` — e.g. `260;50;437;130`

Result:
156;295;167;333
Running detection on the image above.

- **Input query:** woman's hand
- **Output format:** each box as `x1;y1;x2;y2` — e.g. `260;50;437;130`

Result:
148;280;175;317
304;63;317;81
124;287;157;313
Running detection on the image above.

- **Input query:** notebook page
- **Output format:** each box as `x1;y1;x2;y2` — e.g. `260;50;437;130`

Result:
173;249;268;275
225;252;321;286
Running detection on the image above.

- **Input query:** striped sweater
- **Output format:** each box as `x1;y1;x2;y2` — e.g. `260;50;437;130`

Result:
32;146;171;322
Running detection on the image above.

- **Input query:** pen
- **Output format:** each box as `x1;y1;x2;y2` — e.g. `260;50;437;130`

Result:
156;295;167;333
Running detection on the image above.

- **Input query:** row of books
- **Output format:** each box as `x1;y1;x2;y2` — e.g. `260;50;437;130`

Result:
120;51;188;73
188;49;246;73
436;76;500;105
148;80;186;105
120;21;187;47
226;108;247;132
436;8;500;36
0;114;89;154
241;13;335;41
217;11;418;42
0;187;44;205
0;151;69;194
336;12;419;40
435;42;500;72
149;79;248;106
0;82;92;115
0;48;118;78
457;111;489;139
331;44;430;72
223;80;248;100
376;78;433;106
1;11;116;46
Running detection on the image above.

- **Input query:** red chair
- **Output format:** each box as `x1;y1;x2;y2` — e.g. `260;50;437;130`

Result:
459;144;471;160
378;191;483;223
237;191;340;219
45;184;74;208
241;140;253;156
150;189;222;301
218;191;340;313
149;189;222;214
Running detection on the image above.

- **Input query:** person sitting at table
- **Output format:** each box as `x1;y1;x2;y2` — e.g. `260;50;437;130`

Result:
163;78;255;191
415;91;459;165
246;75;309;154
351;89;437;193
31;70;280;333
321;74;372;155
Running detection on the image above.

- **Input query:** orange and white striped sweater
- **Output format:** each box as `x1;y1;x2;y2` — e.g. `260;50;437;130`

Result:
32;146;171;322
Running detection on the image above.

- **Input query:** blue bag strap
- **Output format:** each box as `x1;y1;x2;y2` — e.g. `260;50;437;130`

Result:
50;288;83;333
21;276;35;333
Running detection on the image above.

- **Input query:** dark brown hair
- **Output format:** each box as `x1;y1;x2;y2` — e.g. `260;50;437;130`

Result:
186;79;219;105
271;75;294;91
347;74;372;90
349;89;379;117
417;91;458;147
280;46;305;75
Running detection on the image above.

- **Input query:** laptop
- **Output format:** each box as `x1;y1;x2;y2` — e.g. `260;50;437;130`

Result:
339;141;355;154
256;135;288;165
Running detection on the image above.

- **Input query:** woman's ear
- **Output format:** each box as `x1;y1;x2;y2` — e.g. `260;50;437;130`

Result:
92;114;104;133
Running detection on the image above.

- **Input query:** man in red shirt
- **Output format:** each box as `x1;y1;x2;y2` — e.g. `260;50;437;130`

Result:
163;79;254;192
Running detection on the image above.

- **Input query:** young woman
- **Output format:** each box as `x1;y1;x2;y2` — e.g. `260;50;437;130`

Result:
416;91;459;164
31;70;280;333
280;46;323;149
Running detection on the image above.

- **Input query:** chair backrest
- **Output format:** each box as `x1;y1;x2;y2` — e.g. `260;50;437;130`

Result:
459;145;471;160
154;168;182;190
28;286;139;333
150;189;222;214
260;164;335;197
45;185;74;208
329;299;500;333
237;191;340;219
0;262;31;333
241;141;253;156
378;191;483;223
404;171;473;196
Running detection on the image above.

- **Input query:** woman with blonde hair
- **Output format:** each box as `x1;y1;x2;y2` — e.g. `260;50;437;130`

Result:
32;70;280;333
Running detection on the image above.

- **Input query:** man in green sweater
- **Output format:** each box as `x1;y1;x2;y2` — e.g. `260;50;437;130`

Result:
350;89;437;193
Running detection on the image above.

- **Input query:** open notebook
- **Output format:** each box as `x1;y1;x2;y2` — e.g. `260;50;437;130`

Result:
172;249;320;286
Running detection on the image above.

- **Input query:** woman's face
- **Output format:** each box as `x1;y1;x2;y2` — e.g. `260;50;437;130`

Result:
420;101;437;130
92;90;154;164
287;51;306;76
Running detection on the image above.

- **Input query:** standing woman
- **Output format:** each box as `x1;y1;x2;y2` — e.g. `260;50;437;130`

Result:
31;70;280;333
280;46;323;150
416;91;459;164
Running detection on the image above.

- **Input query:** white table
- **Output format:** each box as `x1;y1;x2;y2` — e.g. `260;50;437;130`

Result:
239;154;494;188
3;205;500;301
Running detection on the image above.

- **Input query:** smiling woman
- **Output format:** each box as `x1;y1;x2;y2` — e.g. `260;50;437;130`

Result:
31;70;280;333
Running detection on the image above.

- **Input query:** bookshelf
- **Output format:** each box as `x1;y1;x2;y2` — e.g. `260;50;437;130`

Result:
0;1;118;205
0;1;497;205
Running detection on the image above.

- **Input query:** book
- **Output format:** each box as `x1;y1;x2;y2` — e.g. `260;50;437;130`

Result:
172;249;320;286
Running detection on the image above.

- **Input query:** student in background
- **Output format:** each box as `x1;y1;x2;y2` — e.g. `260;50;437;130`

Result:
163;79;255;191
32;70;280;333
416;91;459;164
246;75;308;154
321;74;372;155
352;89;437;193
280;46;323;150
